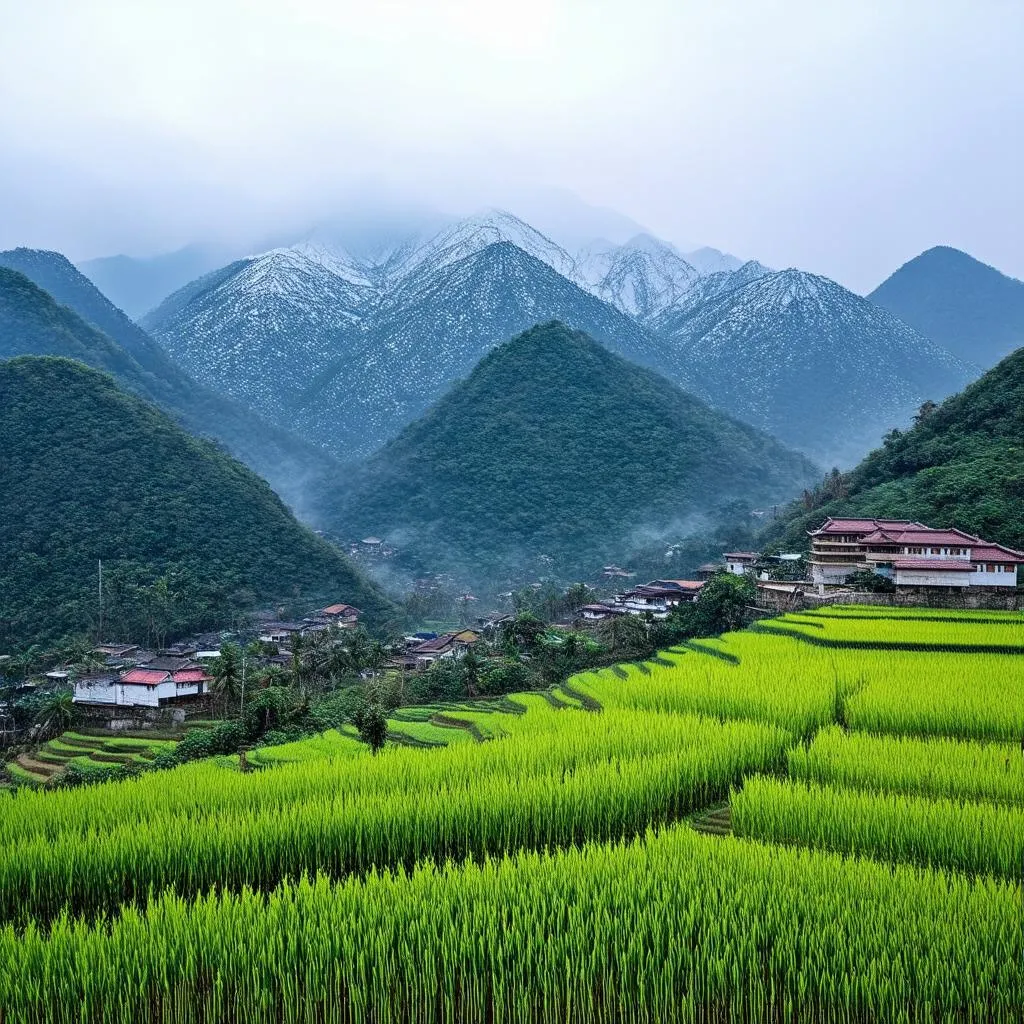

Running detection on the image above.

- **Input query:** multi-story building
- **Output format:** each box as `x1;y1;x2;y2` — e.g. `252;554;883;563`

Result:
808;517;1023;589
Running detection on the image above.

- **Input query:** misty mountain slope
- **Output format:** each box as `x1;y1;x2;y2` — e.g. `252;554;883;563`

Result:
575;234;702;320
680;247;746;274
0;264;339;512
329;322;819;584
656;268;975;465
0;247;185;376
294;242;694;456
869;246;1024;367
77;244;241;319
0;356;397;649
763;344;1024;553
143;248;372;422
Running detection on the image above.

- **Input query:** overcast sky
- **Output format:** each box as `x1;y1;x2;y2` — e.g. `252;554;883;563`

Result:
0;0;1021;291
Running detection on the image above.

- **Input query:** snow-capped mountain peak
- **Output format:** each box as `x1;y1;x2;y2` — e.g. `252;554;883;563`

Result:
390;208;581;286
575;233;702;321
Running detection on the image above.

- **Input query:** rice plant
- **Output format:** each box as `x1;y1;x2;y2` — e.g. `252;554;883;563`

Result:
789;726;1024;806
1;826;1021;1024
733;775;1024;879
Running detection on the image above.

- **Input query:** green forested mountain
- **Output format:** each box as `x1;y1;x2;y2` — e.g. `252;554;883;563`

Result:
0;357;398;650
869;246;1024;368
764;346;1024;552
329;321;819;585
0;257;338;514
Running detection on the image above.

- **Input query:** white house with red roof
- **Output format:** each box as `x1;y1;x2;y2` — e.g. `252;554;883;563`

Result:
808;517;1023;589
73;662;212;707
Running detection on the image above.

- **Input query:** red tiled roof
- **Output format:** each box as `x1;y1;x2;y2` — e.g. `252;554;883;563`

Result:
970;545;1024;562
809;518;921;536
171;669;210;684
893;560;975;571
322;604;360;616
120;669;168;685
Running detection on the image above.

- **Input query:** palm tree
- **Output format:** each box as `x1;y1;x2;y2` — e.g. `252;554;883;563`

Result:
33;689;76;741
212;644;242;715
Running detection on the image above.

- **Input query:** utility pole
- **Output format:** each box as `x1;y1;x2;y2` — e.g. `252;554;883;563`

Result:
97;559;104;640
240;649;246;719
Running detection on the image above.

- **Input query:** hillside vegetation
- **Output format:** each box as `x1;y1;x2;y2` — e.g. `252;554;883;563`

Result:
0;257;338;511
330;321;819;583
0;357;396;650
764;346;1024;551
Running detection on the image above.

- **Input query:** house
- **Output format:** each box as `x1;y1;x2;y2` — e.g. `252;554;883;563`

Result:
808;518;1024;589
695;563;722;580
649;580;706;602
406;629;481;669
723;552;759;576
94;643;140;660
258;621;309;644
580;603;629;621
320;603;360;628
73;664;212;708
614;579;706;619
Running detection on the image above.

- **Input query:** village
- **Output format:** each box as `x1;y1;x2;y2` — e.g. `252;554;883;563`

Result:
1;515;1020;744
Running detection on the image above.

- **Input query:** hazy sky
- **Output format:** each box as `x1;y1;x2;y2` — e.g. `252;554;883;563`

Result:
0;0;1021;291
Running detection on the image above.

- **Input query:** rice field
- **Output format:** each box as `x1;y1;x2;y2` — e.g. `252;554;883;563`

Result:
759;610;1024;650
789;726;1024;806
2;828;1021;1024
3;603;1024;1020
733;775;1024;879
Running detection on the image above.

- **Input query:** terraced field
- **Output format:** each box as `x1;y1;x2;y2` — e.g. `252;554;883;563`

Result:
2;605;1022;1022
5;730;178;786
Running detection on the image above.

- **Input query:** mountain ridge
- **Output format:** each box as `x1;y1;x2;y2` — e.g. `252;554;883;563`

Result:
0;356;398;649
329;321;819;586
763;344;1024;554
655;266;975;465
869;246;1024;367
0;256;339;513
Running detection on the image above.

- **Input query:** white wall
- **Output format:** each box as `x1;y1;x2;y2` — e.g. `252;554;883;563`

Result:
969;568;1018;587
895;570;970;588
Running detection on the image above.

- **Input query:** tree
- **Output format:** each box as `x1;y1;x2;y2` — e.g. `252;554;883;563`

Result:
212;643;242;715
693;574;756;634
355;702;388;754
846;568;897;593
461;647;482;698
32;689;75;740
914;400;938;426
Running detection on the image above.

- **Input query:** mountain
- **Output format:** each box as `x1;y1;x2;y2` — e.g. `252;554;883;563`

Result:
329;322;819;585
655;268;975;466
0;258;338;513
294;243;692;457
651;259;771;324
681;247;746;275
387;209;582;287
0;357;397;650
763;345;1024;554
143;249;372;424
77;244;238;319
575;234;702;321
868;246;1024;367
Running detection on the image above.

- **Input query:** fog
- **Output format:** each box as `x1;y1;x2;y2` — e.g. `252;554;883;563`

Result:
1;1;1022;291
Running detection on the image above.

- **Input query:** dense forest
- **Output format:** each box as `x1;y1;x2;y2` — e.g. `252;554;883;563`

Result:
764;346;1024;552
329;321;819;586
0;259;338;512
0;357;398;650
